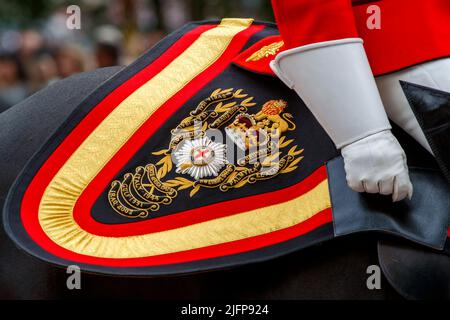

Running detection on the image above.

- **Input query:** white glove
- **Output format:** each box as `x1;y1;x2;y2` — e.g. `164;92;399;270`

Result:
341;130;413;201
270;38;413;201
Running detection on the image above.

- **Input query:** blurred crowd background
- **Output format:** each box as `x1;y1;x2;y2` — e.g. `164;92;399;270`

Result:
0;0;273;112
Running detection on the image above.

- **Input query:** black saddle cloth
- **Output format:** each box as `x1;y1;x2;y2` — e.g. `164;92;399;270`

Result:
0;67;403;299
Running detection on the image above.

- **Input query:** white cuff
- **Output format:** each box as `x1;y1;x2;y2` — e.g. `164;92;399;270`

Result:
271;38;391;149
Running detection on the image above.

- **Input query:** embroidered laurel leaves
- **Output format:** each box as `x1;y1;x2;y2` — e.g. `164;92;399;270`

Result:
278;135;293;149
288;145;304;157
189;185;201;197
240;97;256;108
280;146;304;174
214;101;236;113
165;177;194;191
210;88;234;97
201;121;208;132
152;149;169;156
210;88;255;112
213;97;256;112
155;154;173;179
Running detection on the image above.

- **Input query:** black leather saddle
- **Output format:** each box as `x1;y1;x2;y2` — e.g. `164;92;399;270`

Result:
377;82;450;299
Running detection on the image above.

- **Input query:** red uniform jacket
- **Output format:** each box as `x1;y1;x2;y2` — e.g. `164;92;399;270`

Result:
271;0;450;76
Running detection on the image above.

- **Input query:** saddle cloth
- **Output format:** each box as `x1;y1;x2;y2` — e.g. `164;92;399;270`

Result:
3;19;449;275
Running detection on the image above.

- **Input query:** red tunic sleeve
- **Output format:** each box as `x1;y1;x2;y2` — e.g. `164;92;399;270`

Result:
271;0;359;49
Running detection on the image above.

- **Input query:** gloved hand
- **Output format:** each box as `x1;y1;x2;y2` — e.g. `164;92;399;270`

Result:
341;130;413;202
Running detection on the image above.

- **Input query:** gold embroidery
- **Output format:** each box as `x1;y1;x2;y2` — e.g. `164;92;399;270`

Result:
36;19;331;259
109;88;304;218
45;179;330;259
245;40;284;62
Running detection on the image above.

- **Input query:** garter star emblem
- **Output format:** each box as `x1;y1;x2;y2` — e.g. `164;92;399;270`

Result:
108;88;304;218
174;136;227;180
